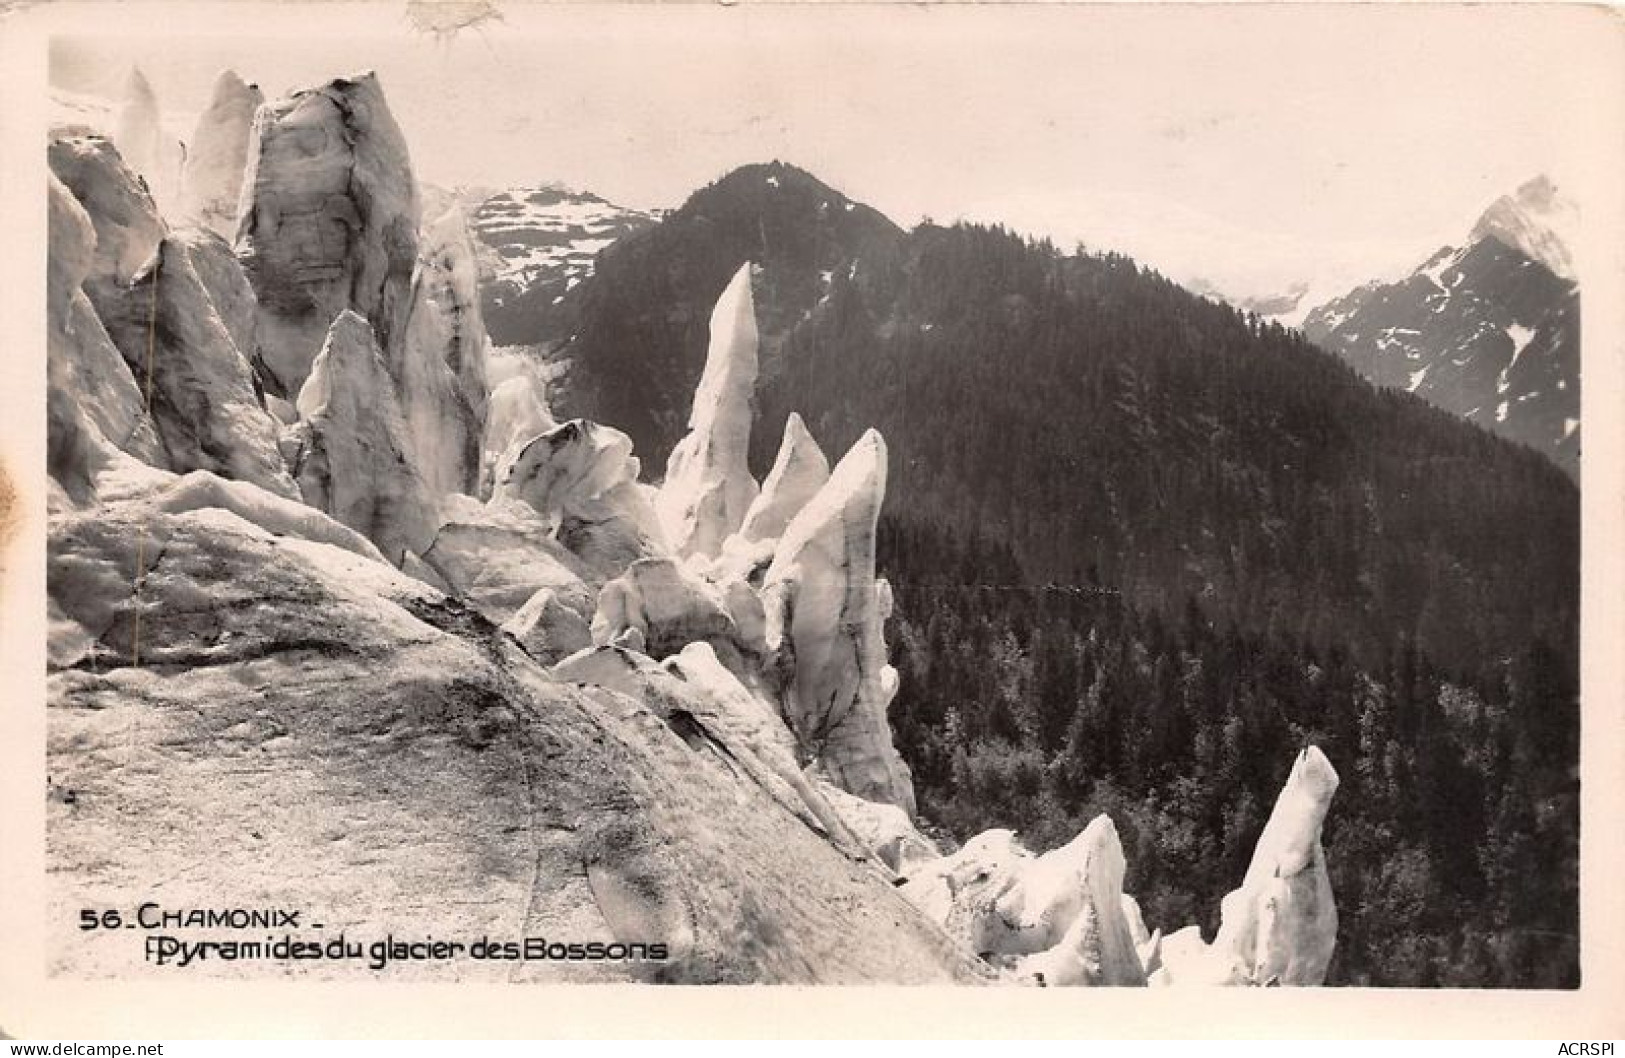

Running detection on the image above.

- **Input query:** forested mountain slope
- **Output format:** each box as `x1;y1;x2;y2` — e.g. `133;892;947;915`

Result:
522;164;1581;987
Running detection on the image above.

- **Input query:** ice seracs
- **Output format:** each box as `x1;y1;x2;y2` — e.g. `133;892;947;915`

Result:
238;72;489;496
181;70;264;238
285;311;440;565
236;72;420;399
899;820;1145;985
1152;746;1341;986
93;231;297;500
47;172;164;471
395;204;488;497
592;558;747;663
111;67;182;214
481;373;554;499
420;493;593;625
500;587;593;665
48;135;166;291
1212;745;1340;985
1017;818;1146;987
737;412;830;543
414;203;491;428
493;419;668;583
655;263;761;558
44;95;1349;983
761;429;916;816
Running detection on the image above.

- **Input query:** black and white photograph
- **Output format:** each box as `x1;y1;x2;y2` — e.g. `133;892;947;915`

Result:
3;0;1623;1036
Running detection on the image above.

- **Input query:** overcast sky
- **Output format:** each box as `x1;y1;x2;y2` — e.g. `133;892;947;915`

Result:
47;3;1610;301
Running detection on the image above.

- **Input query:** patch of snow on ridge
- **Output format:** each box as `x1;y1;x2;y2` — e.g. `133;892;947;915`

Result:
1498;323;1537;395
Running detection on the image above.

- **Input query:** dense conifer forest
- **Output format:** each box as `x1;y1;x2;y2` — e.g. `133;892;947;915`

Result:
537;163;1581;986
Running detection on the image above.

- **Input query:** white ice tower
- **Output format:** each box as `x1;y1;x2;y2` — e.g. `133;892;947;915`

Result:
1152;745;1341;986
761;429;917;816
181;70;264;237
656;262;761;558
112;66;181;215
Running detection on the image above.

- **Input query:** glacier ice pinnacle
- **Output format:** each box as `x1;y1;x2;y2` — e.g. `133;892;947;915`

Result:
395;202;490;496
48;135;166;290
112;66;182;214
47;171;164;470
236;72;421;399
900;819;1146;985
96;232;297;499
287;310;440;564
762;429;917;816
481;373;555;499
493;418;668;582
656;262;761;558
181;70;265;238
737;412;830;543
1212;744;1340;985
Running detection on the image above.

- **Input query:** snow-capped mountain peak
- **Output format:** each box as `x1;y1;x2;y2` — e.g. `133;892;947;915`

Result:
470;184;660;299
1468;174;1579;282
1300;176;1580;476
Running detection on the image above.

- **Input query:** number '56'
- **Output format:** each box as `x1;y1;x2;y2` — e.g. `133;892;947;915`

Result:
79;909;122;930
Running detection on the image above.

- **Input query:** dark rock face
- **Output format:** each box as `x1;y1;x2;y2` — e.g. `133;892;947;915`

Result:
1303;198;1580;477
530;161;906;469
469;184;660;344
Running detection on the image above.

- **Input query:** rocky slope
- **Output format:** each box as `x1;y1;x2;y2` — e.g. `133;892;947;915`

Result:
45;71;1344;984
1302;177;1580;476
468;185;659;344
529;161;906;465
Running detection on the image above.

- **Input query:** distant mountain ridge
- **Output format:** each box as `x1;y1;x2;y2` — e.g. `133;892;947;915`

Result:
1302;176;1579;476
518;161;1578;986
532;160;905;458
530;160;1576;671
468;184;661;343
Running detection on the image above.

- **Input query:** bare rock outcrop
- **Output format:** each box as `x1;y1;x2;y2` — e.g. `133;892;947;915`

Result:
285;311;439;563
655;263;761;558
761;429;915;816
181;70;264;238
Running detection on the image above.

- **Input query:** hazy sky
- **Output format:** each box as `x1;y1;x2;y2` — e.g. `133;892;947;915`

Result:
47;3;1610;300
